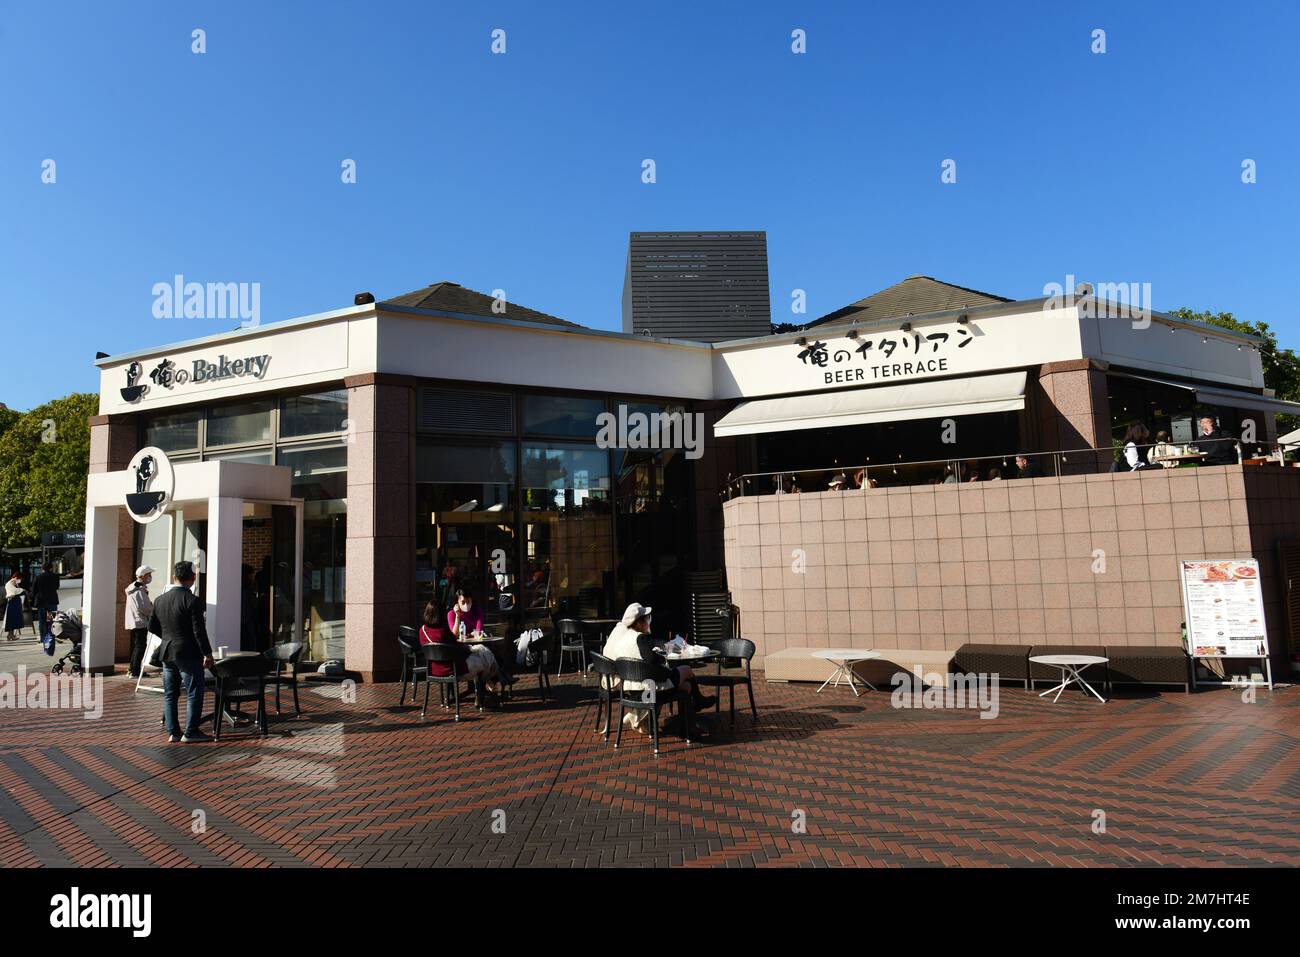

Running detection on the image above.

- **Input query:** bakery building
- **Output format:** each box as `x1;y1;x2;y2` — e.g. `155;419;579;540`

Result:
81;269;1300;681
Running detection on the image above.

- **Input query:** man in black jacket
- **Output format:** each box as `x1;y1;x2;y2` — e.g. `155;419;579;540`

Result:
148;562;214;743
1195;415;1238;466
31;561;59;642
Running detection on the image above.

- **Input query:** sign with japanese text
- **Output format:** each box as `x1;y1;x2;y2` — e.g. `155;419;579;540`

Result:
794;325;976;385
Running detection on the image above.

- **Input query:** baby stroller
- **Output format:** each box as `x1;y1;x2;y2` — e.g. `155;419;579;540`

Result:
50;610;83;675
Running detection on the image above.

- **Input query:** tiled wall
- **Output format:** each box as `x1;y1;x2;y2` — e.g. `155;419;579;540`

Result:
723;465;1298;672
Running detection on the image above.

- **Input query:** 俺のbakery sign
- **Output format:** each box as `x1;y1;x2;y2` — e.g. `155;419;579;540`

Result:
119;352;271;403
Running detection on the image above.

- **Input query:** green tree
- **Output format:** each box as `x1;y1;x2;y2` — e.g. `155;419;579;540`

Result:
1169;308;1300;434
0;393;99;548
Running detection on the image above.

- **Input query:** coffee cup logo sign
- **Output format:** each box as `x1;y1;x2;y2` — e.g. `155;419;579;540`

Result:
120;353;271;403
125;447;175;524
120;361;148;402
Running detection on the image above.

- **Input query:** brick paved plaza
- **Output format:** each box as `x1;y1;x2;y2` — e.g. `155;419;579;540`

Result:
2;656;1298;869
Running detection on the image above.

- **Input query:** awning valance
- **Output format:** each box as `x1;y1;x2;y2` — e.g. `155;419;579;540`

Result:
713;371;1027;438
1108;371;1300;417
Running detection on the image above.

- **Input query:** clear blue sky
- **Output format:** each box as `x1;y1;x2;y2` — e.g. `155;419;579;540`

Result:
2;0;1297;410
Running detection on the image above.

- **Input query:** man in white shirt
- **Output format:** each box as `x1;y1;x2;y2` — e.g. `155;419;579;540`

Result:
123;565;154;678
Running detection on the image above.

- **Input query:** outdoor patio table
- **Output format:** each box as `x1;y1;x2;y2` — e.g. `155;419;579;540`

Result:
1029;654;1109;703
654;646;719;664
204;651;264;728
813;648;881;695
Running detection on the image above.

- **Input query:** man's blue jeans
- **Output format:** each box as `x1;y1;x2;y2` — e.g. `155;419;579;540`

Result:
161;658;206;738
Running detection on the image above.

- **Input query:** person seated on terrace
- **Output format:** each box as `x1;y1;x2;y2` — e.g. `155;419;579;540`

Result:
419;599;498;686
942;465;958;484
827;471;848;491
602;603;715;736
853;468;879;489
986;467;1002;480
1194;415;1238;466
1150;430;1178;469
965;461;982;482
1121;423;1152;471
1015;454;1042;478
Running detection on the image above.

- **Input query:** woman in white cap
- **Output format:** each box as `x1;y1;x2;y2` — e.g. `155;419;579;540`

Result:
124;565;155;678
602;603;715;734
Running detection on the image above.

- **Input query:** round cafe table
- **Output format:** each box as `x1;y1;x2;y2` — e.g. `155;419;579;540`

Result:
654;645;720;665
813;649;881;695
1030;654;1109;703
204;651;265;728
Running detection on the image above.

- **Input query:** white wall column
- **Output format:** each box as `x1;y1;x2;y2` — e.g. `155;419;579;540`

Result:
81;504;122;673
206;496;244;656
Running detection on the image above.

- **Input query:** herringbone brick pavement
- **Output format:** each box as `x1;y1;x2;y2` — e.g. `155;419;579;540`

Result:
1;671;1297;867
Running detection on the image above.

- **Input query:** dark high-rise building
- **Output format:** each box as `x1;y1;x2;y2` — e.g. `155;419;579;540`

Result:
622;231;772;342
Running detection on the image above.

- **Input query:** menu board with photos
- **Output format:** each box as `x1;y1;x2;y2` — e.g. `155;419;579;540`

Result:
1179;559;1270;659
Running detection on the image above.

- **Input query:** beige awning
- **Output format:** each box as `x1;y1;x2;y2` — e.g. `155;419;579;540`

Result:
713;371;1027;438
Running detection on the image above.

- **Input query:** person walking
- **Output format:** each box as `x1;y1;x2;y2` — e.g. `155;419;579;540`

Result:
31;561;59;643
123;565;155;678
4;571;24;640
148;561;214;743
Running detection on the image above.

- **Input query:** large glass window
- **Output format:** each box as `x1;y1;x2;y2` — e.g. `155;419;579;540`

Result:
281;389;348;439
416;441;517;622
206;399;274;447
522;442;613;620
279;444;347;661
615;447;691;619
205;447;274;464
143;408;201;451
523;394;606;438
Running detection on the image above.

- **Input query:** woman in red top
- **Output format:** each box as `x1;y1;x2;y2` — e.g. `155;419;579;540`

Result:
419;600;466;678
447;588;485;638
420;599;497;682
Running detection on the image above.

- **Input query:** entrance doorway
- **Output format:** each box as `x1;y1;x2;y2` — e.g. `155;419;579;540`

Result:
132;500;303;656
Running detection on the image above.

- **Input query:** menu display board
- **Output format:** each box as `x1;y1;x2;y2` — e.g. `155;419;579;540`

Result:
1179;559;1269;659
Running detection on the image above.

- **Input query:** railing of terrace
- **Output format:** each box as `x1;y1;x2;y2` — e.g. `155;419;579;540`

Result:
719;437;1295;500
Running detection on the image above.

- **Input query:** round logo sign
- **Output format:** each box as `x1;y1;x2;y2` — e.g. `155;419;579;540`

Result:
125;446;175;524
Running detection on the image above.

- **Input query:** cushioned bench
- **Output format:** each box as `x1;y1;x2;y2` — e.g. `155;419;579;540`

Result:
1105;645;1190;693
763;647;954;686
952;643;1031;690
1028;644;1108;688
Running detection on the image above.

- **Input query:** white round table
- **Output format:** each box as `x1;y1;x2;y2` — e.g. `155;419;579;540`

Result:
813;649;881;696
1029;654;1109;703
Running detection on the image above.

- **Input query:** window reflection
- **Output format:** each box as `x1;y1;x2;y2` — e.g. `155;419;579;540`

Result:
522;443;613;620
416;441;516;622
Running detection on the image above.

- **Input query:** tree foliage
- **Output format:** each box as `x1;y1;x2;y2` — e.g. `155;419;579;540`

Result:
1169;308;1300;433
0;393;99;547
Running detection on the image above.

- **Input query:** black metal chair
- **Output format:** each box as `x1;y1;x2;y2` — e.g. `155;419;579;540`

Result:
556;618;587;676
530;630;557;702
398;626;426;706
264;641;303;716
210;653;272;740
589;652;619;740
613;658;692;756
693;638;758;730
421;642;480;721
